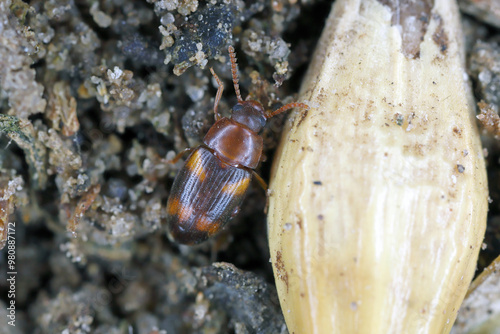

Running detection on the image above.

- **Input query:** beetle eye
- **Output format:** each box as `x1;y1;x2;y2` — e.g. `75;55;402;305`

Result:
232;104;244;112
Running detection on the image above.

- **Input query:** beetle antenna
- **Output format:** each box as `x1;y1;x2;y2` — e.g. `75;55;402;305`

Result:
228;46;243;103
266;102;309;119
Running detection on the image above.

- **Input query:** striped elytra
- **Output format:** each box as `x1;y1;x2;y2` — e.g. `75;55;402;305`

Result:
166;146;251;245
165;46;309;245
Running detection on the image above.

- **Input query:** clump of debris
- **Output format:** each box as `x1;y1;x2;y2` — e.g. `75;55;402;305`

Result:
0;0;321;332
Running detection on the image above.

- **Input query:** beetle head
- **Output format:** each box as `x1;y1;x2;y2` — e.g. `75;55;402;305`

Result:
231;100;267;133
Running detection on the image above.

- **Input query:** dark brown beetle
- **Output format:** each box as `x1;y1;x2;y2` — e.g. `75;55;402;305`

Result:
166;46;308;245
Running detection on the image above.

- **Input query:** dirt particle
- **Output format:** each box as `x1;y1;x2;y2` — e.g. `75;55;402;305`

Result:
395;113;404;126
275;251;289;292
295;106;309;128
296;218;302;229
378;0;433;58
432;14;449;55
477;101;500;136
453;126;462;136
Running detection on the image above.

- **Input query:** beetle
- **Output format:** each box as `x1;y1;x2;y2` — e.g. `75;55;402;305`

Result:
166;46;309;245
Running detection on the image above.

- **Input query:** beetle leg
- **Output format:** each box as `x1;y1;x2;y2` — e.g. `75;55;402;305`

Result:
163;147;194;164
210;68;224;121
252;171;268;191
